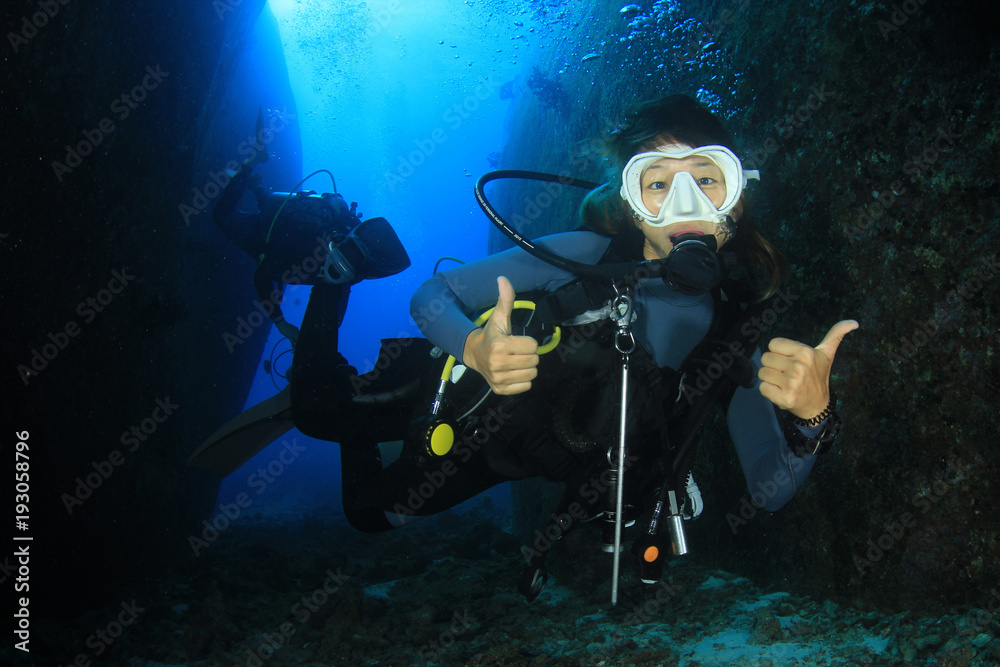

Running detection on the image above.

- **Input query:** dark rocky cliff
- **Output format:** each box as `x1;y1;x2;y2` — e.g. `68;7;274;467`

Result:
3;0;298;620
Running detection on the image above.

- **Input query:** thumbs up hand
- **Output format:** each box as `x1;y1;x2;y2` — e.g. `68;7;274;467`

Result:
758;320;859;420
462;276;540;395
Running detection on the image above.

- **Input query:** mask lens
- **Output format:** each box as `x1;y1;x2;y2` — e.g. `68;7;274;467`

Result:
642;154;724;199
621;146;745;225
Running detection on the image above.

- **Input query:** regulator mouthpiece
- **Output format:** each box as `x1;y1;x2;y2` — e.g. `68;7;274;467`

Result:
661;233;721;295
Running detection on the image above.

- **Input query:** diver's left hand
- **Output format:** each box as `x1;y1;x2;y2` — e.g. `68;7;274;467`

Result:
758;320;859;420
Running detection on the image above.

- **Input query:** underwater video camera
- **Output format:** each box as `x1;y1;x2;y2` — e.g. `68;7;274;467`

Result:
258;170;409;285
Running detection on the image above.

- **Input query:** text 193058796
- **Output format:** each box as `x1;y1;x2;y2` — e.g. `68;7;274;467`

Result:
13;430;31;653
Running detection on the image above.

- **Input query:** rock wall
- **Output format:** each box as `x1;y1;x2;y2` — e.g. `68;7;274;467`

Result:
500;0;1000;612
3;0;299;620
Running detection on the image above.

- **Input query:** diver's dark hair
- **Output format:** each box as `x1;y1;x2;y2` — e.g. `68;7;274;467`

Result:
580;94;786;301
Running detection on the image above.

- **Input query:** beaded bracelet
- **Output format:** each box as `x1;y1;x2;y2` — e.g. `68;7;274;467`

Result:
792;388;836;428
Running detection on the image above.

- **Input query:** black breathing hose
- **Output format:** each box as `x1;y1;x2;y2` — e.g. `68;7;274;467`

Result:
473;170;667;280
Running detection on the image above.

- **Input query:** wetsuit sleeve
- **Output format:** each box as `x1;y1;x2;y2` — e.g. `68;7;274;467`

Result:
726;347;819;512
253;267;299;342
409;231;611;363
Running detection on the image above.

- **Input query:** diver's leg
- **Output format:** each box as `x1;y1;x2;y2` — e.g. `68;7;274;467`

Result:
290;279;430;444
290;281;355;440
341;438;512;533
340;440;394;532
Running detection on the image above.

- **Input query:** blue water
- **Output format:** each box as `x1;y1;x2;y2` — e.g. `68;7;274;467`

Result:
215;0;543;521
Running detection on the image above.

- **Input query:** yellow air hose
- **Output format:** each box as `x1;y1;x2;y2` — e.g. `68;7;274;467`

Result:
423;301;561;457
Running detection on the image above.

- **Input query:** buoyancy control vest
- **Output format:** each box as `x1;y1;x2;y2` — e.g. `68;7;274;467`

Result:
502;231;773;601
465;231;764;494
540;231;760;419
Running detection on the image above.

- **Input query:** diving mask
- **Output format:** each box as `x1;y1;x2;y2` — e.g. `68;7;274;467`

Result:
619;145;759;227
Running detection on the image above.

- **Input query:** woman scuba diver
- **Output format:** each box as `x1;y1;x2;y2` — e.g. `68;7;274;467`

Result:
388;94;858;598
192;94;856;601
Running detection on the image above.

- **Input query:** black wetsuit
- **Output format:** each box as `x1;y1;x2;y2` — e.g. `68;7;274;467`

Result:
213;164;298;329
213;164;271;261
213;164;358;335
284;280;509;533
322;231;821;533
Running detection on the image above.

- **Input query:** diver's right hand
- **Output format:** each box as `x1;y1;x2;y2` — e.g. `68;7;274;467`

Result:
462;276;539;395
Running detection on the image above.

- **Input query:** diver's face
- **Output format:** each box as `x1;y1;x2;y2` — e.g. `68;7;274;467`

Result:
637;154;731;260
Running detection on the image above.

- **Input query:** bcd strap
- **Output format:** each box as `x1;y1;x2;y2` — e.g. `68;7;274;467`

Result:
534;231;645;326
534;279;614;325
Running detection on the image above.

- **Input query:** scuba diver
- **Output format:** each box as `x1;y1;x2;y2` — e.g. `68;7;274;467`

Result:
191;95;856;602
200;108;411;465
213;108;411;345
